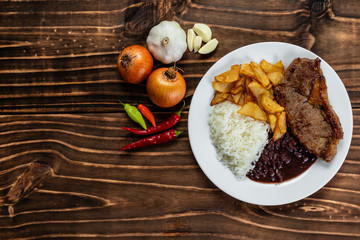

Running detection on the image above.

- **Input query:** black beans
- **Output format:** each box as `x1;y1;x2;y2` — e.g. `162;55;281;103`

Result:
275;169;284;182
281;155;291;164
247;130;317;183
289;137;297;146
268;152;274;161
285;145;294;153
275;140;281;150
269;168;275;177
262;155;269;163
263;149;269;156
288;141;297;152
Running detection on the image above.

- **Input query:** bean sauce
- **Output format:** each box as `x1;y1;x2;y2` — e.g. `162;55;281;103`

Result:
247;131;317;183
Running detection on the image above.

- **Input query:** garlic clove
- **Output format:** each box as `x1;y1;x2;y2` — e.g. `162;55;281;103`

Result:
198;38;219;54
193;36;202;53
187;29;196;52
193;23;212;43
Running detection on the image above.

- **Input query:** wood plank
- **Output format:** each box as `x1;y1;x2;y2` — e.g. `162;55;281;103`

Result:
0;112;359;239
1;0;360;239
0;0;330;113
0;5;358;112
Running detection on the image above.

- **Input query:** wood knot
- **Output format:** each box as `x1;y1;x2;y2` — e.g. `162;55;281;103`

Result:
4;161;52;205
124;0;188;37
309;0;331;18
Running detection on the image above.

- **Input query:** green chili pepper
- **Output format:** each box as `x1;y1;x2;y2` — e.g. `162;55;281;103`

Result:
119;101;147;130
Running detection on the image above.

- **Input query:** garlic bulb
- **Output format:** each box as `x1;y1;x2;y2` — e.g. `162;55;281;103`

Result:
146;21;187;64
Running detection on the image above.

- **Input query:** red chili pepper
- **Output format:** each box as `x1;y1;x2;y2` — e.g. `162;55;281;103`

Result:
120;129;182;151
122;101;185;135
137;104;156;127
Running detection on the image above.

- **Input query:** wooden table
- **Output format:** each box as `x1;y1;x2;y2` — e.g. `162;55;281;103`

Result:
1;0;359;239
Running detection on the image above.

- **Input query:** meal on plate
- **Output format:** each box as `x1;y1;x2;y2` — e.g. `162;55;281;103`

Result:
208;58;343;183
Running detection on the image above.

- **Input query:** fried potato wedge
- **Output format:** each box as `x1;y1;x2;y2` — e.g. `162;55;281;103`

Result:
272;110;287;141
230;76;246;94
212;81;235;93
260;94;284;113
211;91;228;106
237;102;267;122
244;91;256;104
260;59;282;74
238;92;245;106
232;91;243;104
214;67;240;83
273;125;285;142
274;60;285;74
277;111;287;134
231;64;241;71
268;114;277;132
250;61;270;88
267;71;283;86
245;77;252;92
231;85;244;95
226;94;234;103
240;63;256;78
231;84;244;95
247;81;271;99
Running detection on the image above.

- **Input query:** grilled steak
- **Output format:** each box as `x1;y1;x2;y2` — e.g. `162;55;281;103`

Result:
275;58;343;162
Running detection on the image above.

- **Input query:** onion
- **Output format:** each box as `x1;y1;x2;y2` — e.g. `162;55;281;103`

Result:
146;67;186;108
117;45;153;84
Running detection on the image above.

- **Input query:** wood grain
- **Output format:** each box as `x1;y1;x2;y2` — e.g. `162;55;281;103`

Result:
0;0;359;239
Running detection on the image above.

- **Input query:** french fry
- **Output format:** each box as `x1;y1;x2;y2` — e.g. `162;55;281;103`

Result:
260;59;282;74
231;64;241;70
232;91;243;104
269;88;274;96
268;114;277;132
214;67;240;83
244;91;256;104
272;110;287;141
247;81;271;99
260;94;284;114
277;111;287;134
211;91;228;106
230;75;246;94
247;81;272;110
267;71;283;86
237;102;267;122
272;125;285;142
274;60;285;74
265;83;273;90
238;92;245;106
245;77;252;93
250;61;271;88
230;83;244;94
240;63;256;78
212;81;234;93
226;93;234;103
231;85;244;94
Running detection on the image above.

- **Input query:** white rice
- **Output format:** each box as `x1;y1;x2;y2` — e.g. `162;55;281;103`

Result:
208;101;270;179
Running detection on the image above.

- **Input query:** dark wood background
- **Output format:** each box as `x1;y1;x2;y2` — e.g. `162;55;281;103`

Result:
1;0;359;239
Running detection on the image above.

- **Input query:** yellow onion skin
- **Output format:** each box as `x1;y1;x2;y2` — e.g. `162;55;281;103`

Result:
146;67;186;108
117;45;153;84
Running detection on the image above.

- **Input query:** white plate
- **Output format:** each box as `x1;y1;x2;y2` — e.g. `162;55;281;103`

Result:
188;42;353;206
